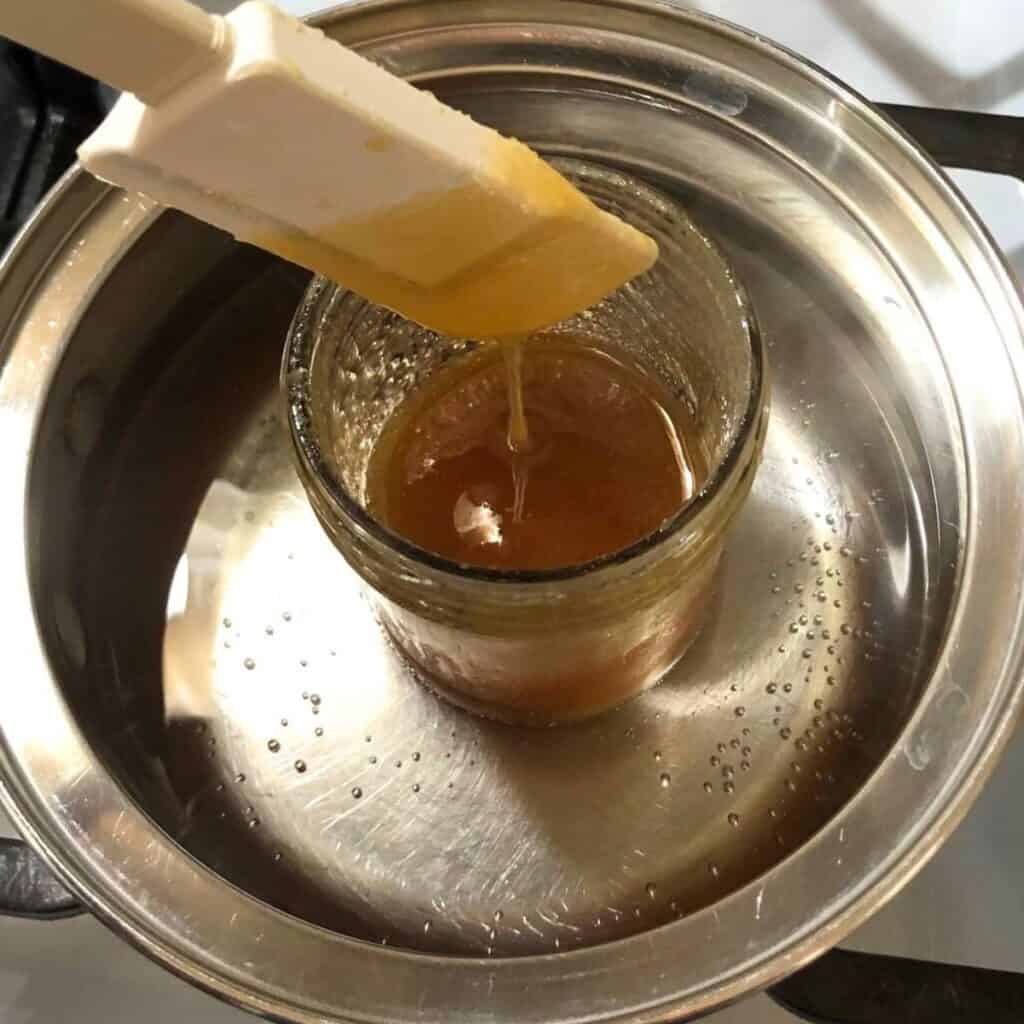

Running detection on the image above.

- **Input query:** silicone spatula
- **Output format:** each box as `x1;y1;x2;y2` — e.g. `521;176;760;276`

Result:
1;0;658;337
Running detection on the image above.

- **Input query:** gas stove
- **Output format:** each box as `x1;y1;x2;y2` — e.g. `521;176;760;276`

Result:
2;2;1022;1021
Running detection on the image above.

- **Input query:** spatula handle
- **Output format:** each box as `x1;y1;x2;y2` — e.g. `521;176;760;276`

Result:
0;0;228;105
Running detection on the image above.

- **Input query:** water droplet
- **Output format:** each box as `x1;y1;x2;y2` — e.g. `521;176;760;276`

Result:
222;617;232;628
645;882;657;899
740;760;751;771
248;817;261;829
294;759;307;773
766;682;777;694
735;706;746;718
272;851;282;862
708;863;720;879
710;755;721;767
310;693;321;706
724;781;735;794
314;727;324;737
703;781;713;793
280;718;289;727
235;773;246;784
780;728;792;739
352;787;363;799
493;909;504;922
412;783;421;794
653;750;663;761
365;735;372;743
265;625;275;636
727;813;741;828
267;739;280;753
243;657;256;671
659;772;671;788
423;921;431;934
412;751;421;762
282;611;292;622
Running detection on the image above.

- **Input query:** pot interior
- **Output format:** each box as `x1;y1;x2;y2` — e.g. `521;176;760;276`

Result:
24;12;965;962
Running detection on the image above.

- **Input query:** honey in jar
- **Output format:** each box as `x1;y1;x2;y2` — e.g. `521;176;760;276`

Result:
365;334;706;570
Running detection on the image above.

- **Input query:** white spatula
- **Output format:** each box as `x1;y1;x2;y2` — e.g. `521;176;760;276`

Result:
1;0;658;337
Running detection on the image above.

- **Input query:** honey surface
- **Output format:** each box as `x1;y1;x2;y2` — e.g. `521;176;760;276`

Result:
366;336;704;570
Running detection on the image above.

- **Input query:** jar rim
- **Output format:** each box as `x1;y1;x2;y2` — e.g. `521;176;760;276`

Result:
284;170;765;586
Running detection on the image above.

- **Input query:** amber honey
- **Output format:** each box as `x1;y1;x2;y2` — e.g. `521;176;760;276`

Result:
366;335;706;571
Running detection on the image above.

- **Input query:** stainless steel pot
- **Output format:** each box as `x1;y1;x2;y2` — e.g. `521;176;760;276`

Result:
2;2;1024;1022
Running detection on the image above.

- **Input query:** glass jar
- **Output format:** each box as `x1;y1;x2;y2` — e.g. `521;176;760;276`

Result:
284;159;766;724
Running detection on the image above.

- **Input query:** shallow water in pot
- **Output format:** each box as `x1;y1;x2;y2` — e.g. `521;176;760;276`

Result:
27;149;954;956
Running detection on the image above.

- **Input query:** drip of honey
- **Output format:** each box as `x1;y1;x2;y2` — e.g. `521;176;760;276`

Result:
366;335;705;571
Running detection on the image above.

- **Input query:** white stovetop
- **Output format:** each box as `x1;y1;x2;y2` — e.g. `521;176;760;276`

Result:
3;2;1023;1021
